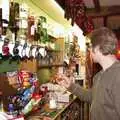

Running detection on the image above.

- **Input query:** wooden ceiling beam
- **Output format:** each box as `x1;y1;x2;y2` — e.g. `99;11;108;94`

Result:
86;6;120;18
93;0;101;12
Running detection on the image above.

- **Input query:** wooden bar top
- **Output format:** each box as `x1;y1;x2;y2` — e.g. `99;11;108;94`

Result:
26;97;76;120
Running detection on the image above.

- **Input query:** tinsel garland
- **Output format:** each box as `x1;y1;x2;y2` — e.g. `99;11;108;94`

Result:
64;0;94;35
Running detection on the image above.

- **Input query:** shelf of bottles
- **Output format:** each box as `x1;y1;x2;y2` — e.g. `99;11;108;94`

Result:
0;1;63;67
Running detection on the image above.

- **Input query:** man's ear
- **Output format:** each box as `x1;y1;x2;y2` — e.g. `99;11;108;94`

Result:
95;46;103;56
94;46;101;53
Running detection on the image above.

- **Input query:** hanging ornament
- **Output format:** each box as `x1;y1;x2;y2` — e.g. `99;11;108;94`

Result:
28;16;35;42
29;45;34;60
2;38;10;60
64;0;85;26
21;42;28;61
10;41;20;63
64;0;94;35
9;2;19;40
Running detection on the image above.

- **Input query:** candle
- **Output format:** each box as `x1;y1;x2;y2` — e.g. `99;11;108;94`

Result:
49;98;57;109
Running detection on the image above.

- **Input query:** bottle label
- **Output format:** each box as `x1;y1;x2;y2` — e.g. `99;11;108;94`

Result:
31;25;35;35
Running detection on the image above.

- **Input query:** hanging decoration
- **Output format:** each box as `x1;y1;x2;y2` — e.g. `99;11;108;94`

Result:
64;0;94;35
64;0;85;25
9;2;19;40
2;38;10;60
37;16;49;43
27;16;35;42
76;16;94;35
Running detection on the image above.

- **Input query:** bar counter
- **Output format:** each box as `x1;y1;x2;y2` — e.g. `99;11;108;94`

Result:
26;96;76;120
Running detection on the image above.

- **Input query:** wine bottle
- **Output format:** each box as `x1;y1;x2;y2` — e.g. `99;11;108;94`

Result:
28;16;35;42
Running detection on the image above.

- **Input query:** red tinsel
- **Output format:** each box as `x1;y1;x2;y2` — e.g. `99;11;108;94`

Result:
64;0;94;35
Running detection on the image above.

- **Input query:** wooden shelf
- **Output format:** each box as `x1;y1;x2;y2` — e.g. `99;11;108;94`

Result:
45;48;61;53
38;64;64;69
48;34;57;42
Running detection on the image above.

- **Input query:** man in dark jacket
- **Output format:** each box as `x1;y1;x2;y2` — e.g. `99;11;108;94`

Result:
57;27;120;120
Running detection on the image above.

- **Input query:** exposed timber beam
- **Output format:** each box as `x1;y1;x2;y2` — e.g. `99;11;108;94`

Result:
86;6;120;18
93;0;101;12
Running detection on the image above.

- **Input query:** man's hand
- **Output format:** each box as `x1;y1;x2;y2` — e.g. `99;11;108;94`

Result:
54;74;74;89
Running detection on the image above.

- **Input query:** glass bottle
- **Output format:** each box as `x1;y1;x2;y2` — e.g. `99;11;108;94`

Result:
49;91;57;109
